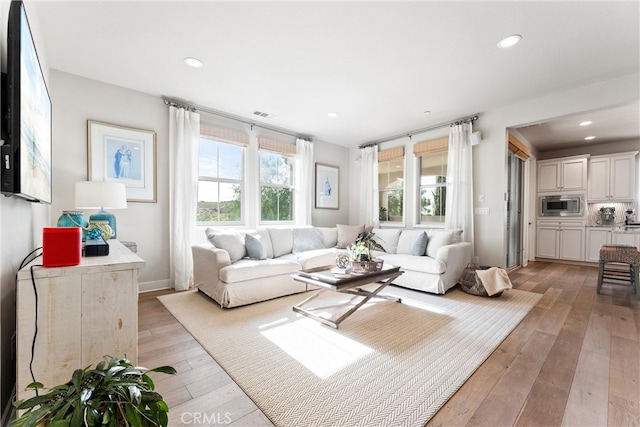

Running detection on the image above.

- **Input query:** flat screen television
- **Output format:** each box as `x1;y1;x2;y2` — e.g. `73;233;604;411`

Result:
1;0;52;204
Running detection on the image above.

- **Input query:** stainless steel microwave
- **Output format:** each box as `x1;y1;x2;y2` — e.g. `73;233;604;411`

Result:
539;194;584;217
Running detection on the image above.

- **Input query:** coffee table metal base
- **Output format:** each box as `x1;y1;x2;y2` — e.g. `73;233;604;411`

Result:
292;275;401;329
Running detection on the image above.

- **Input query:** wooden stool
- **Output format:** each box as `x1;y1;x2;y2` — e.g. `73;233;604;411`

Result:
597;245;640;299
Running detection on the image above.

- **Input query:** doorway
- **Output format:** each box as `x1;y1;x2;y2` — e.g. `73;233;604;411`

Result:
506;152;524;268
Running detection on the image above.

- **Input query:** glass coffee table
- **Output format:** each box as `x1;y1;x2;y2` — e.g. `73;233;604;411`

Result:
291;264;404;329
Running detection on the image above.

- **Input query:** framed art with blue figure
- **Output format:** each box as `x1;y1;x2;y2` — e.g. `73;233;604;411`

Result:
88;120;157;202
315;163;339;209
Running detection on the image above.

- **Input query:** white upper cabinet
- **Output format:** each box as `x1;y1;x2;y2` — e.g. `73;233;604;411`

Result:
538;156;588;193
587;152;638;202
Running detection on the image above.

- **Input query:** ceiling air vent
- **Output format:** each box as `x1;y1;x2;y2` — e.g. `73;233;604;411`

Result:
252;110;277;119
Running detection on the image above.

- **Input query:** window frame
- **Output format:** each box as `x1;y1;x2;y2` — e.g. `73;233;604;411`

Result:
378;156;406;226
196;136;245;225
413;137;449;228
258;149;296;224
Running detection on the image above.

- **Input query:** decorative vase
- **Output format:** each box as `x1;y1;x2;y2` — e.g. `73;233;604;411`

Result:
87;220;114;240
57;210;89;240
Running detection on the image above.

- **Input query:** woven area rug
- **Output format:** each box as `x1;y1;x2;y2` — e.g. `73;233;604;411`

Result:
158;285;541;427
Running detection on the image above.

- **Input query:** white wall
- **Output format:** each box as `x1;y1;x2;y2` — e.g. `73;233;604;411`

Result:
50;70;171;290
51;70;351;288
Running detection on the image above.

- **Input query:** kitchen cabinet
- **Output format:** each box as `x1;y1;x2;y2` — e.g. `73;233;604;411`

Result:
536;220;585;261
538;156;588;193
586;227;640;262
588;152;638;202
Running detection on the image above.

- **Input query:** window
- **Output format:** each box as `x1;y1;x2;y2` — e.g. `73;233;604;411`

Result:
378;147;405;223
197;124;248;223
414;137;448;224
259;137;296;222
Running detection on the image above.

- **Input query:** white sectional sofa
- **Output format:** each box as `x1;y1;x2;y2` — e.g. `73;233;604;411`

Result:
192;225;472;308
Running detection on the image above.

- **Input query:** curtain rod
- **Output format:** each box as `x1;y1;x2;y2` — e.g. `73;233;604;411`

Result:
358;114;479;149
163;98;313;142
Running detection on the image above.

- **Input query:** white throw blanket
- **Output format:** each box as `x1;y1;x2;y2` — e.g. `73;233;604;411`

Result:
476;267;513;296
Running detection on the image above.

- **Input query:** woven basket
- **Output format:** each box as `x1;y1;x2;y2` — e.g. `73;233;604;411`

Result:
458;263;502;297
350;259;384;274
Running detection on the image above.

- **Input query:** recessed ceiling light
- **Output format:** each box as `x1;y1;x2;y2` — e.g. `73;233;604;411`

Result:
327;112;339;118
584;136;596;140
579;121;592;126
497;34;522;49
184;57;203;68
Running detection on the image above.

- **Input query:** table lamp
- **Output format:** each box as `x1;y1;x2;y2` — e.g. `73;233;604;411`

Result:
75;181;127;239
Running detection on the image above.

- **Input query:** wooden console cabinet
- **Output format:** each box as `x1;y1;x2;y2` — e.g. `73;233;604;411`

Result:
16;240;145;402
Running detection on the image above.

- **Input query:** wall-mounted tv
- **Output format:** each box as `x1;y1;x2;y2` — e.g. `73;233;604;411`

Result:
1;0;52;204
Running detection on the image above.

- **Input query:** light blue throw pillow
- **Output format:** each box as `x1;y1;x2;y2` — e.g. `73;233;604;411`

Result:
411;232;429;256
245;234;267;260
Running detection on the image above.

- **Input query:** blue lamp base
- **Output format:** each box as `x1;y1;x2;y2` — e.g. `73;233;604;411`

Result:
89;210;117;239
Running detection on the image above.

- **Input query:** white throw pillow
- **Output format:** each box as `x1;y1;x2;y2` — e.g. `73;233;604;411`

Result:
292;227;325;253
425;231;453;258
205;228;246;263
316;227;338;248
268;228;294;257
336;224;365;249
371;228;402;254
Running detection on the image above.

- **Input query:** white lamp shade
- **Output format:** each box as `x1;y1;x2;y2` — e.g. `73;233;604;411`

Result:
75;181;128;209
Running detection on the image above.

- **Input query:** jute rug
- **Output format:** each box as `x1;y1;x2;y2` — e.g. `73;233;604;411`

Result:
158;285;541;426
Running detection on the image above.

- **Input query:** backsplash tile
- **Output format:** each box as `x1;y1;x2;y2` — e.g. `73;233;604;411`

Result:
587;201;637;225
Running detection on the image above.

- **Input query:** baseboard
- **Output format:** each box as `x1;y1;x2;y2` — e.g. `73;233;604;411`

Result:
138;279;171;293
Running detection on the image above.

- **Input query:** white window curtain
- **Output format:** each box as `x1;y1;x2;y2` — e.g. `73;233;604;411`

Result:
295;138;314;225
359;146;379;227
169;106;200;291
445;122;474;254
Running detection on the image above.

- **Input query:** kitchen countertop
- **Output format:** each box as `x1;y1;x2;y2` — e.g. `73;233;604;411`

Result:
613;226;640;234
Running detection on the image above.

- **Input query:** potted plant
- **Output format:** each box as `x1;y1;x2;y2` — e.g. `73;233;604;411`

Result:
348;231;385;262
12;356;176;427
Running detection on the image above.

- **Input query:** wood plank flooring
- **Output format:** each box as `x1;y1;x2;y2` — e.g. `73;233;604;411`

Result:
138;261;640;426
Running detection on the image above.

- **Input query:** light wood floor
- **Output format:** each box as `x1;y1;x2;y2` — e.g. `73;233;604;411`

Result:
139;261;640;426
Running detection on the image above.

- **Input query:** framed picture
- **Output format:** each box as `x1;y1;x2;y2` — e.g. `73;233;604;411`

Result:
315;163;339;209
88;120;157;203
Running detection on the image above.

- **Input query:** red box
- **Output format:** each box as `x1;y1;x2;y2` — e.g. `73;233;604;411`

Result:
43;227;82;267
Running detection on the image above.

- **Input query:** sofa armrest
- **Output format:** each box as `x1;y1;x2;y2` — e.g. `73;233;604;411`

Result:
435;242;473;281
192;244;232;287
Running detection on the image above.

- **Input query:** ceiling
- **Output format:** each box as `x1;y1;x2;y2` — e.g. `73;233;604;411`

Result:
27;1;640;148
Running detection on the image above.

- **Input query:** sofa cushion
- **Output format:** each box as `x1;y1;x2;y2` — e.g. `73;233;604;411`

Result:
280;248;339;270
205;228;246;263
220;258;301;283
245;234;267;260
256;229;274;259
336;224;365;248
317;227;338;248
268;228;294;257
397;230;428;254
426;230;454;258
292;227;325;253
371;228;401;254
378;253;446;274
411;232;429;256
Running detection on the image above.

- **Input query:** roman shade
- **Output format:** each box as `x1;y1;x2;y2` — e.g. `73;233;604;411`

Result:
258;137;296;156
200;122;249;147
378;147;404;162
413;136;449;156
